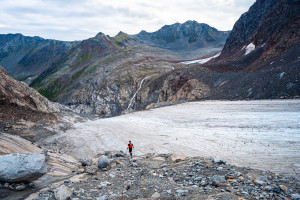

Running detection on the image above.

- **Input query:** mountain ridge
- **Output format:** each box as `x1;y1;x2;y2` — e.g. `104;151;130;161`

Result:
0;20;229;86
133;20;230;52
0;33;79;84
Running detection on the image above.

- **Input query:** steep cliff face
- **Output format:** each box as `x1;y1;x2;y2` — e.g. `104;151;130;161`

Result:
0;34;78;83
0;66;59;113
0;66;63;141
213;0;300;72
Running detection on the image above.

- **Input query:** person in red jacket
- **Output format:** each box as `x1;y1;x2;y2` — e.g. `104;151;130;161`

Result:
127;141;134;158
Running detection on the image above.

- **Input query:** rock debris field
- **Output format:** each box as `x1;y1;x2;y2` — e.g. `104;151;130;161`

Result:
29;152;300;200
47;100;300;178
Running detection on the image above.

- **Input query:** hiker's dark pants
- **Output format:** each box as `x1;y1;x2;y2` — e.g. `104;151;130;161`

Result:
129;148;132;156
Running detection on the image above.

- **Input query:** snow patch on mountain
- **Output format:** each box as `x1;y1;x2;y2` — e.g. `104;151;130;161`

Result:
245;43;255;55
181;53;220;64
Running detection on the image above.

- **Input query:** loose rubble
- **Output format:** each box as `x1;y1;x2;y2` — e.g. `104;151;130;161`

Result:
18;152;299;200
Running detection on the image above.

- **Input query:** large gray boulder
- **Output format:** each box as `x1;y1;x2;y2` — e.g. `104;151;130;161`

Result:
0;153;47;182
97;155;110;169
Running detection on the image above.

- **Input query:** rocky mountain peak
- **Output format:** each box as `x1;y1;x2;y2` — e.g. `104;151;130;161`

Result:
116;31;126;37
138;30;147;36
135;20;230;51
95;32;106;38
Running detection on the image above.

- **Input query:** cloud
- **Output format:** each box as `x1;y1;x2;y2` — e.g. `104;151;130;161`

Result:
0;0;256;41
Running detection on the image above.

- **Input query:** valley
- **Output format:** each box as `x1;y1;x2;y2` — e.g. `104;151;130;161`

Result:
0;0;300;199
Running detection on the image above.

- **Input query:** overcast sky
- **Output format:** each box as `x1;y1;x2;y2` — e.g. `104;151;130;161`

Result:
0;0;256;41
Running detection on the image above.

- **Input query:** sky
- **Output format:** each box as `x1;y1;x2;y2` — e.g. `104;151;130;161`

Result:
0;0;256;41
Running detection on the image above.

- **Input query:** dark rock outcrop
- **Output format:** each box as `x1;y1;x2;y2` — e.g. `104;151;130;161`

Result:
213;0;300;72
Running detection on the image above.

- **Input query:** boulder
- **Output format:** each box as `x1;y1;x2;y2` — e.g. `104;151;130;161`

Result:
254;177;268;185
114;153;125;157
54;185;72;200
265;185;273;191
151;192;160;199
279;185;288;192
80;158;92;166
97;156;110;169
273;187;281;193
171;154;187;162
97;195;108;200
291;194;300;200
0;153;47;182
100;181;111;187
210;175;226;187
15;184;26;191
85;166;97;175
212;157;226;165
194;177;202;182
176;189;188;196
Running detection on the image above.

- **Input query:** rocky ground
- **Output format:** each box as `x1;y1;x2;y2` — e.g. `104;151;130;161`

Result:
2;151;299;200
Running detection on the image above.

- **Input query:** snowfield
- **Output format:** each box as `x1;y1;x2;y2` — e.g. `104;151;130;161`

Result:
50;100;300;177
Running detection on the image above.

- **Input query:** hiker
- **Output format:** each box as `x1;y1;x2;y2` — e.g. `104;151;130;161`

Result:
127;140;134;158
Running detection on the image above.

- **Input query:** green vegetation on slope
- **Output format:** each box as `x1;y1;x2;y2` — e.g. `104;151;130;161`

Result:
111;32;131;47
37;81;64;100
72;66;88;80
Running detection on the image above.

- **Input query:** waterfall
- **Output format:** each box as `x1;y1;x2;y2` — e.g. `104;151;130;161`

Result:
127;76;149;110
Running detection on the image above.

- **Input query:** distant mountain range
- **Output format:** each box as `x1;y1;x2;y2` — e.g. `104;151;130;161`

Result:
0;0;299;118
0;21;229;84
0;34;78;83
